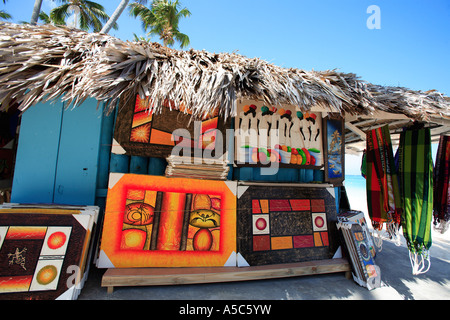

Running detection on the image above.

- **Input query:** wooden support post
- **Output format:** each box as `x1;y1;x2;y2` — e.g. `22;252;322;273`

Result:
110;154;130;173
148;157;167;175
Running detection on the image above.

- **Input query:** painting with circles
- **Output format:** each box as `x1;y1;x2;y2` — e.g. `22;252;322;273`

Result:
237;185;339;266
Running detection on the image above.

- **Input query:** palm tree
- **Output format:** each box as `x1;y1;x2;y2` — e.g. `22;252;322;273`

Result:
101;0;148;34
50;0;118;32
100;0;130;34
129;0;191;48
30;0;43;25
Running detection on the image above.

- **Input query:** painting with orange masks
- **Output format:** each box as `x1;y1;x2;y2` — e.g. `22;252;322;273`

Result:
98;173;237;268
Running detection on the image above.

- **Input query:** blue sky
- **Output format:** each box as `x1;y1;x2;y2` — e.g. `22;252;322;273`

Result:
1;0;448;174
2;1;449;94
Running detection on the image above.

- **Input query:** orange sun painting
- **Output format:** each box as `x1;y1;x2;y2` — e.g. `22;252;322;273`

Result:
135;95;150;112
130;124;151;143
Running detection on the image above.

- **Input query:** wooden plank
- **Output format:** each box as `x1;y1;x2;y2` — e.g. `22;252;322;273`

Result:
101;259;350;290
148;157;167;175
110;154;130;173
129;156;148;174
96;104;116;191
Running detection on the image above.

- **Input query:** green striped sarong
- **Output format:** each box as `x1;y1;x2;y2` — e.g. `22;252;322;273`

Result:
398;127;433;274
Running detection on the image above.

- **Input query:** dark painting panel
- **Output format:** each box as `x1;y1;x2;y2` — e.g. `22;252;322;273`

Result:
237;185;339;266
113;94;230;159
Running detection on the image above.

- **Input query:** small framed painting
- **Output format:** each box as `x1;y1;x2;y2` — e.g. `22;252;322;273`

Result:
323;114;345;186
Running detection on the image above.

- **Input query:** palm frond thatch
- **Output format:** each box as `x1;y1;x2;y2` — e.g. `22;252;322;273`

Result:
0;22;448;121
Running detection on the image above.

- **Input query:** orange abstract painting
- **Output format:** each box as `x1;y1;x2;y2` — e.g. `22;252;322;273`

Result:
113;94;230;158
98;174;237;268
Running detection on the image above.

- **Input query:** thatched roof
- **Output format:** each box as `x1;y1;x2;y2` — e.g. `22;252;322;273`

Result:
0;22;449;123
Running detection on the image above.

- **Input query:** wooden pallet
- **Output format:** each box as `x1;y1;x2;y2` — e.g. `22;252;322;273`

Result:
101;258;351;294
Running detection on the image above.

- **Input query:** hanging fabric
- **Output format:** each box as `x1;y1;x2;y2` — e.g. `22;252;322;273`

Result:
361;149;367;178
365;125;402;242
398;127;433;275
433;135;450;234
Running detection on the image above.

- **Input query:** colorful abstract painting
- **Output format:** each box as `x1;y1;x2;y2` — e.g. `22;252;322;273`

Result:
234;99;324;168
113;94;230;158
0;207;98;300
237;185;339;266
98;173;237;268
336;220;381;290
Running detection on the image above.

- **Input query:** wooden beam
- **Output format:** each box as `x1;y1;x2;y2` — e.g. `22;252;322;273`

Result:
101;259;351;292
345;122;366;141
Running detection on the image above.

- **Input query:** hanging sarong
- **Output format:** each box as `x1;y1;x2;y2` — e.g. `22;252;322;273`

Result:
365;125;402;237
398;127;433;275
433;135;450;234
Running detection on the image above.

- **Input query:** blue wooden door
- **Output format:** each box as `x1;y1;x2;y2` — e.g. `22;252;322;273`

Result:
53;99;104;205
11;98;107;206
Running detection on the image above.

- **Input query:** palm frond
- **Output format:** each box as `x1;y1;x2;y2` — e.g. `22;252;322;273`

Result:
174;31;189;49
0;10;12;21
50;4;72;26
130;0;191;49
38;12;51;24
0;22;448;124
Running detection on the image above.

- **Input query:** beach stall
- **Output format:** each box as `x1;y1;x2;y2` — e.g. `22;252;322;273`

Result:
0;22;449;294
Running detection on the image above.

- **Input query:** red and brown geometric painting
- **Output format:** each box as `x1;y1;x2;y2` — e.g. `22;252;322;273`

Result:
237;185;339;266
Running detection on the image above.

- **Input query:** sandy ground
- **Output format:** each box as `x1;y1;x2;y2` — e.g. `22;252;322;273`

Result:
77;185;449;301
78;224;449;301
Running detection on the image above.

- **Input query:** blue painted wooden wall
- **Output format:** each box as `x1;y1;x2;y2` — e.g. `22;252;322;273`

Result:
12;101;63;203
11;98;331;209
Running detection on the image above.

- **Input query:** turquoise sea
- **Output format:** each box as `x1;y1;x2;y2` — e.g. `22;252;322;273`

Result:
343;174;368;216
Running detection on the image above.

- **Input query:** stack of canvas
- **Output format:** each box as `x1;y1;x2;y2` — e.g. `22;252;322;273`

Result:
337;211;381;290
0;203;99;300
165;155;229;180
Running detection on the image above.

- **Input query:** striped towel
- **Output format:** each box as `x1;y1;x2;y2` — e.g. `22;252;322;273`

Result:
398;127;433;274
433;135;450;234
